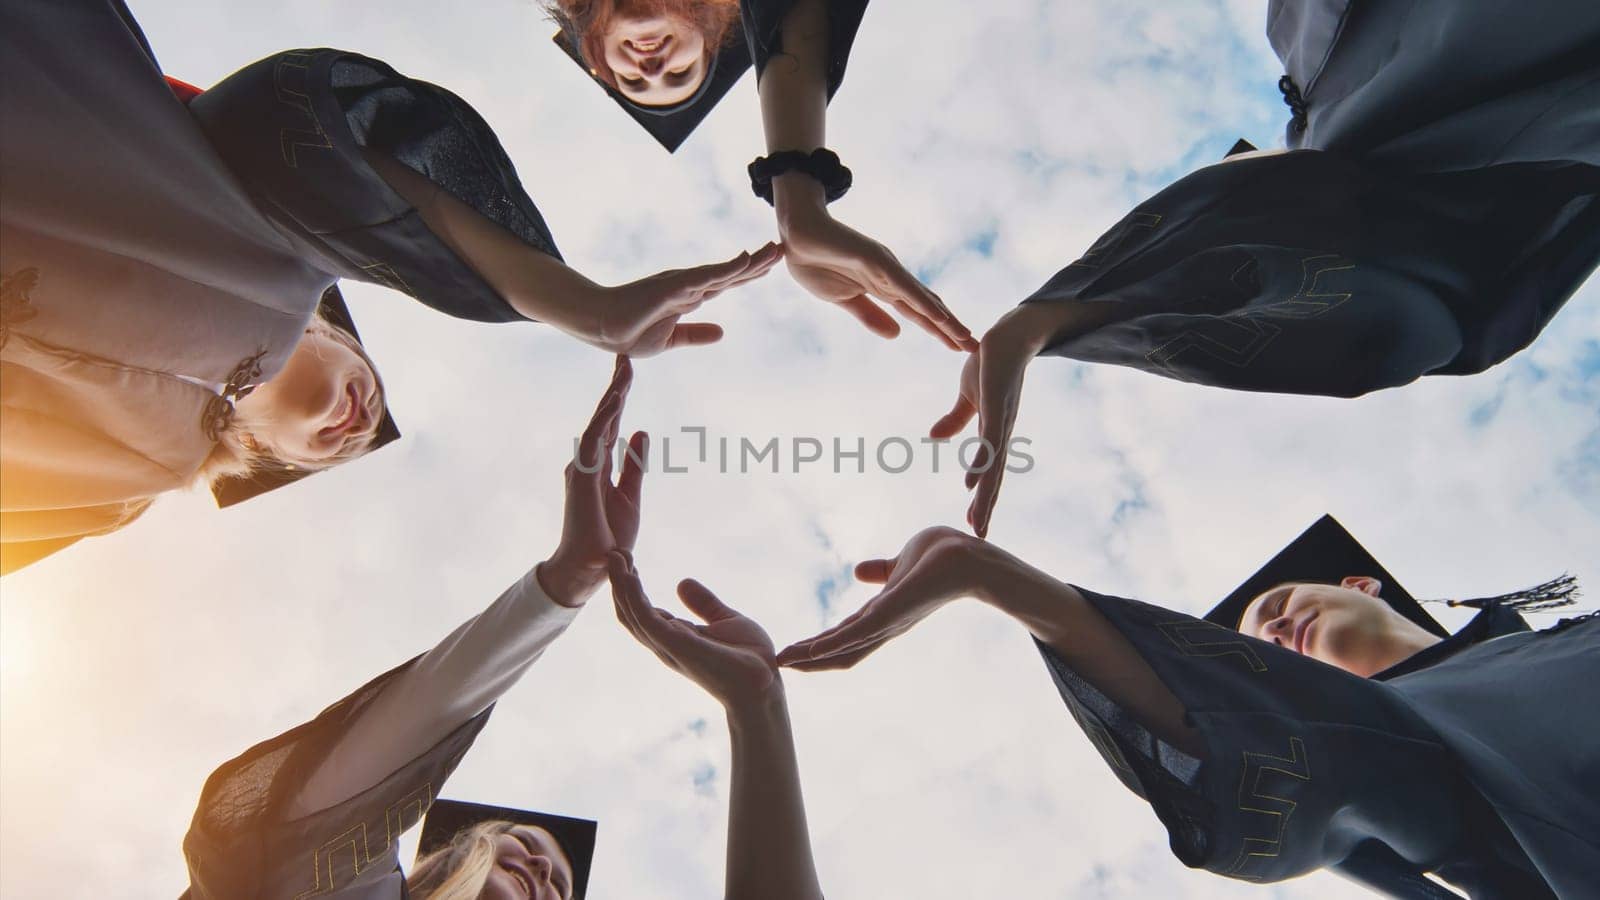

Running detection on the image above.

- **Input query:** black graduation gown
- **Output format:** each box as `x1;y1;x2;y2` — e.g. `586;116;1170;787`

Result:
1;0;562;572
181;659;491;900
190;47;564;323
742;0;869;100
1037;595;1600;897
1022;2;1600;397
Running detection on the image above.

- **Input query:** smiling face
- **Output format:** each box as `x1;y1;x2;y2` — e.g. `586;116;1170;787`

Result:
233;324;383;465
600;12;709;106
1238;576;1412;676
478;825;575;900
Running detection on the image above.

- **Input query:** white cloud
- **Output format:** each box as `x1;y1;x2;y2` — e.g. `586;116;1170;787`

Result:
2;2;1595;898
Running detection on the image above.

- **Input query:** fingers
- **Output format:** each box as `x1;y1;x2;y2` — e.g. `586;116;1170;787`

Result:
966;346;1025;539
784;635;892;672
685;242;782;294
665;322;725;349
929;393;977;440
607;552;674;661
616;431;648;504
835;295;901;339
864;252;977;351
608;552;692;671
676;578;739;624
853;558;896;584
775;588;904;664
577;357;633;466
882;295;965;351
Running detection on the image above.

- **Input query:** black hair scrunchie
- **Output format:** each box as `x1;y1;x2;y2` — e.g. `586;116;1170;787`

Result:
748;148;853;205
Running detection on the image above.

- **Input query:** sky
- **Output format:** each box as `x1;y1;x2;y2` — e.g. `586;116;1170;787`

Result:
3;1;1598;898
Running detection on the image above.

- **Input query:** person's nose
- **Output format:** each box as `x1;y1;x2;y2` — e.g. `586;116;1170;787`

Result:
1265;615;1292;646
637;54;664;76
529;854;553;882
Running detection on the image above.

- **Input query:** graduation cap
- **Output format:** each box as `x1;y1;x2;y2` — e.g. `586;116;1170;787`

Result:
551;25;752;152
209;285;401;508
1204;515;1451;638
417;799;598;899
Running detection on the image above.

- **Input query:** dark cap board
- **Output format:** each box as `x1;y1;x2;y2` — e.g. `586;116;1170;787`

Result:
1205;514;1449;637
210;285;401;508
418;798;598;899
551;26;752;152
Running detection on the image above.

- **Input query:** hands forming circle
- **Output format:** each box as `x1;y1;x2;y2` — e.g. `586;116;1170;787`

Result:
775;527;996;671
542;356;648;605
780;207;977;352
928;302;1078;538
608;551;781;711
599;242;785;358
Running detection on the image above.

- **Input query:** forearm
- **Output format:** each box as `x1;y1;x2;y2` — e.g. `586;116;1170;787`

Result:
1001;298;1140;357
287;562;588;817
759;0;834;227
979;559;1203;757
361;149;603;335
724;685;824;900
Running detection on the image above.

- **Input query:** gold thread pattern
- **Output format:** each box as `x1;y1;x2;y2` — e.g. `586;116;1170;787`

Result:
1143;253;1356;376
359;262;417;298
1224;737;1311;881
1070;212;1163;270
291;782;434;898
275;52;333;169
1155;619;1268;673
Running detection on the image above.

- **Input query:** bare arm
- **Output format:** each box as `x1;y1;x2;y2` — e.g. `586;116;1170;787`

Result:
752;0;975;348
780;528;1202;758
979;554;1203;758
725;687;824;900
758;0;830;216
362;149;604;333
609;559;824;900
362;150;782;357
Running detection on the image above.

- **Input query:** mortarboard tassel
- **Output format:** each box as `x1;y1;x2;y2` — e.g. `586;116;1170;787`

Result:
1426;574;1583;613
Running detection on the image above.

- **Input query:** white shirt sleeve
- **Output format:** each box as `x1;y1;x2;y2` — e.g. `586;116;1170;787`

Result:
287;565;581;818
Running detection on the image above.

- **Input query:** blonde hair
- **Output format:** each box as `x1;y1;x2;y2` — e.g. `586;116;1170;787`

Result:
196;313;386;487
407;819;519;900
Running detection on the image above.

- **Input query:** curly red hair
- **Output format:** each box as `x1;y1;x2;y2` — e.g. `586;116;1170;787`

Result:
547;0;742;90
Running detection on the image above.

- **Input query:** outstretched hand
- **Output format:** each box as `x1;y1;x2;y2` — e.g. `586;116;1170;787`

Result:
780;205;976;351
596;242;784;358
777;527;1000;671
539;356;648;606
609;552;781;710
930;301;1088;538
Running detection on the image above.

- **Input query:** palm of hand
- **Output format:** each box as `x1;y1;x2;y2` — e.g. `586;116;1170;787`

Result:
682;614;779;697
777;526;988;669
605;277;700;358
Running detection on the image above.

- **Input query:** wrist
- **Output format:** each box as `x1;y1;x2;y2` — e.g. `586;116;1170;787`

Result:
967;542;1040;611
773;172;829;231
725;679;791;733
536;556;602;608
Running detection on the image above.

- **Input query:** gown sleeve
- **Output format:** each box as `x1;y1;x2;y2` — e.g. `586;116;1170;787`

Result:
1034;587;1482;895
186;48;563;324
1022;150;1600;397
181;567;577;899
742;0;870;101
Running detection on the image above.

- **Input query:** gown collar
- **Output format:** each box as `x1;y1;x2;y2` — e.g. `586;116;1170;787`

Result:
1372;605;1530;681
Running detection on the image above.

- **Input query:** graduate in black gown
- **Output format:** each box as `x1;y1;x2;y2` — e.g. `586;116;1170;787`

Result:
779;516;1596;898
933;0;1600;537
178;363;641;900
0;0;779;574
545;0;976;350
